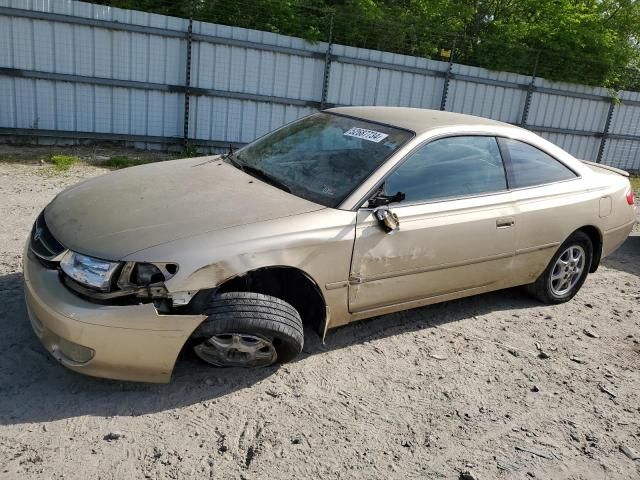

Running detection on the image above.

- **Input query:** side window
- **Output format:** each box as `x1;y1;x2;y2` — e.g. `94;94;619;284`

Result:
383;136;507;203
502;139;577;188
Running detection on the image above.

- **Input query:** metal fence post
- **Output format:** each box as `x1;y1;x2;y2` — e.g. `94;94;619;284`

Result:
320;11;334;110
183;16;193;151
596;99;616;163
520;51;540;127
439;38;456;111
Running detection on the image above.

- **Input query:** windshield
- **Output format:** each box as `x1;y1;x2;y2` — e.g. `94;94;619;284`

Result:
227;112;413;208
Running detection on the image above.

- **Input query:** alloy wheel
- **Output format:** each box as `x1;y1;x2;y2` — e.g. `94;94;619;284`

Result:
194;333;277;367
549;245;585;296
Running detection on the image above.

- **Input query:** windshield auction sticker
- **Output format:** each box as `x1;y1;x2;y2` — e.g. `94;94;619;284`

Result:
344;127;389;143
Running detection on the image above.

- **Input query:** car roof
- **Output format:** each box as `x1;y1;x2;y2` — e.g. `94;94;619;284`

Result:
326;106;514;135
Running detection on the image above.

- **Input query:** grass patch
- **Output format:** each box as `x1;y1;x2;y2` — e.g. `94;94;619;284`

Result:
630;175;640;193
50;155;78;171
183;144;199;158
105;155;144;169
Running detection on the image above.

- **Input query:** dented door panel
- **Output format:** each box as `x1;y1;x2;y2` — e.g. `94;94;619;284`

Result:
349;193;517;313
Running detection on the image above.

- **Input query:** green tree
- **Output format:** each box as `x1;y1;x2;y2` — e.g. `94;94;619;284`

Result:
90;0;640;89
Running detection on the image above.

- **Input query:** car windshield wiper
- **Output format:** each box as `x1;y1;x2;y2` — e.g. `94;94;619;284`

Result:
241;165;291;193
221;152;243;169
222;154;291;193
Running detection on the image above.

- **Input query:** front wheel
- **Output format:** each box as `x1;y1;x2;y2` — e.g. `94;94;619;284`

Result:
192;292;304;367
526;231;593;304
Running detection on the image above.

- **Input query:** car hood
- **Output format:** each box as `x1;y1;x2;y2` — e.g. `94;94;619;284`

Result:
45;156;324;260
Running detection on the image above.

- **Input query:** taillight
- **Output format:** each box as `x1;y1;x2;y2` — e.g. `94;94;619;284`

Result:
626;187;635;206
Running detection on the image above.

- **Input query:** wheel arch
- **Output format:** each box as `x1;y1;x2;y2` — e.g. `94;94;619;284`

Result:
576;225;603;273
213;265;328;338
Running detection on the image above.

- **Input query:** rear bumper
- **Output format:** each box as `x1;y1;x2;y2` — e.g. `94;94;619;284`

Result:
602;218;636;258
23;248;205;383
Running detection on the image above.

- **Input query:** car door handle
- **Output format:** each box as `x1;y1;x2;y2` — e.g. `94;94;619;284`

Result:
496;217;515;229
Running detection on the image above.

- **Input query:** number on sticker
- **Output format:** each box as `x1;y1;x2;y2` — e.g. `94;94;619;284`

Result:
343;127;388;143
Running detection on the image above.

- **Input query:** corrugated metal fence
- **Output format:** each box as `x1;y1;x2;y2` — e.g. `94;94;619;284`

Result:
1;0;640;171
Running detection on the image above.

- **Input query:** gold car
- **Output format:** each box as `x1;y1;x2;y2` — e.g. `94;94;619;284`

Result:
23;107;637;383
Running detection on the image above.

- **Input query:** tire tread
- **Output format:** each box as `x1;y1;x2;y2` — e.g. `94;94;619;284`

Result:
194;292;304;364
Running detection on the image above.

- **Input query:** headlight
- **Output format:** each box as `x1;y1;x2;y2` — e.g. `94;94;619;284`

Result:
60;251;120;292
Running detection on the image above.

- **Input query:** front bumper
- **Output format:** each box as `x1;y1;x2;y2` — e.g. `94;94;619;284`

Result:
23;248;205;383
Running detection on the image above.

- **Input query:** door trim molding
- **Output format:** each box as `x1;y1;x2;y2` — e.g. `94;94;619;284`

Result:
349;281;497;316
350;251;515;284
515;242;560;255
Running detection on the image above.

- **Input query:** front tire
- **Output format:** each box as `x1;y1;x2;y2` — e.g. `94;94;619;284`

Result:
526;231;593;304
192;292;304;367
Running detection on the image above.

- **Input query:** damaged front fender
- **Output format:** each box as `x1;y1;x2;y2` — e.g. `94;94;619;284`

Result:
123;208;358;329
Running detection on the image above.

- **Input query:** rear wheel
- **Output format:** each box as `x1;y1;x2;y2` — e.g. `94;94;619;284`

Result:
526;231;592;304
192;292;304;367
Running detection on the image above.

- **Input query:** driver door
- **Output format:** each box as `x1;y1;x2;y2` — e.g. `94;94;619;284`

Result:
348;135;517;314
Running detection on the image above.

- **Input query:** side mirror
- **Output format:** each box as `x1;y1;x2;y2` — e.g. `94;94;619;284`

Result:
374;206;400;234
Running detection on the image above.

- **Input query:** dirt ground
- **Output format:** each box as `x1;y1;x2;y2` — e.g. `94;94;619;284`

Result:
0;153;639;480
0;143;181;167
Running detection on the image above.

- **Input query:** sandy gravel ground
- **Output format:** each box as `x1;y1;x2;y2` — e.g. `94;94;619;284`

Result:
0;160;639;480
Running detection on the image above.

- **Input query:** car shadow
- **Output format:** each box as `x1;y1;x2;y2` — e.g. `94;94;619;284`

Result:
600;233;639;277
0;272;537;426
0;233;637;426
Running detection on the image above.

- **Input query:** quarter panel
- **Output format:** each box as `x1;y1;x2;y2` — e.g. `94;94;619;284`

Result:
509;180;602;284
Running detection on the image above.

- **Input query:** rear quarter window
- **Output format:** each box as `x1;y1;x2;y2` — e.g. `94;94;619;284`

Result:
502;138;577;188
